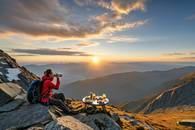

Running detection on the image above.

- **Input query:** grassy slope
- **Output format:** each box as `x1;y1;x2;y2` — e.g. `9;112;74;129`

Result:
136;106;195;130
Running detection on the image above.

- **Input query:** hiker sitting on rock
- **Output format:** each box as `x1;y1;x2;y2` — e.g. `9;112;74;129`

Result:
40;69;77;114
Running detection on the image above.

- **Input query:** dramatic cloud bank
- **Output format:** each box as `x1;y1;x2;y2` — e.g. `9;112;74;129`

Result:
0;0;147;39
12;48;92;56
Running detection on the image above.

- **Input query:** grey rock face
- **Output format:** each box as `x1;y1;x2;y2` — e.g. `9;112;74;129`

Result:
0;104;52;130
144;79;195;113
45;116;93;130
0;83;25;106
74;113;121;130
0;98;25;112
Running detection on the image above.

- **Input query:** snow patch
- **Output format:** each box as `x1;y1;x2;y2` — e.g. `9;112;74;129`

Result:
6;68;21;81
15;93;26;100
0;61;8;65
0;71;3;75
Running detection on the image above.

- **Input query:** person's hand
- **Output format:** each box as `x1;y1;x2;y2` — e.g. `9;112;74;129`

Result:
55;75;60;81
53;74;59;78
56;75;60;79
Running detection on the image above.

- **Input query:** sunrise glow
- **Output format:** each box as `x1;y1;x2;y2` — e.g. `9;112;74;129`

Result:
91;56;101;64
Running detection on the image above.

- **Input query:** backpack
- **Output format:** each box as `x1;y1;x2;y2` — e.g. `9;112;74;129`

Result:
27;80;43;104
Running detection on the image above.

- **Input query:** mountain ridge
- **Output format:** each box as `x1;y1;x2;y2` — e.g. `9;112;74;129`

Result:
63;66;195;104
142;72;195;114
122;72;195;114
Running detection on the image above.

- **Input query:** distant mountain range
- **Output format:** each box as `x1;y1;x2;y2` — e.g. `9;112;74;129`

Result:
62;66;195;105
25;62;195;86
24;55;195;114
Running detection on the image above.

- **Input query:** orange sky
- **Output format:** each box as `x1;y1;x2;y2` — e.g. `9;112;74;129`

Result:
12;54;195;64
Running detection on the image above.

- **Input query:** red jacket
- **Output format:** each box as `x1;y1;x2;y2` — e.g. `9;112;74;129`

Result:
40;75;60;103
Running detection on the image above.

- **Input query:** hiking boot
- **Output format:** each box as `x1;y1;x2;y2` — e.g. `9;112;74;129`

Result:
65;99;72;105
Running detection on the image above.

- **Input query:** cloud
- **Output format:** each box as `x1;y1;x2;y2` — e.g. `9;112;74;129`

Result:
12;48;92;56
58;48;73;50
93;13;112;25
0;0;147;39
163;51;195;57
111;0;146;15
59;41;99;50
189;51;195;55
107;35;138;43
75;0;146;15
92;12;123;27
76;41;99;47
101;20;147;33
186;14;195;21
10;54;37;57
163;52;187;56
179;57;195;60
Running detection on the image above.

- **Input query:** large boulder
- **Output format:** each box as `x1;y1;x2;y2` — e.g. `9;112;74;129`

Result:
0;104;51;130
74;113;121;130
45;116;93;130
0;98;25;112
0;83;25;106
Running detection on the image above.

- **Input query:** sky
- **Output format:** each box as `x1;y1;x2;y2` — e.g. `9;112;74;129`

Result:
0;0;195;64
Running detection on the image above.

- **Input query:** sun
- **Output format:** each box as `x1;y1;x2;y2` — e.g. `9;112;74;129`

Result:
91;56;100;64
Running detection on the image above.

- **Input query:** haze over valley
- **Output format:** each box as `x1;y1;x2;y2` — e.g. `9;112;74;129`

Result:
25;62;195;86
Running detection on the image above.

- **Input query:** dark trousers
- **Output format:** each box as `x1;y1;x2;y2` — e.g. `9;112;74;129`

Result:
49;93;70;113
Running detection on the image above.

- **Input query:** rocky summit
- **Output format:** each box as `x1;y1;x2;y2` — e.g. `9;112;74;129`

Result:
0;50;156;130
